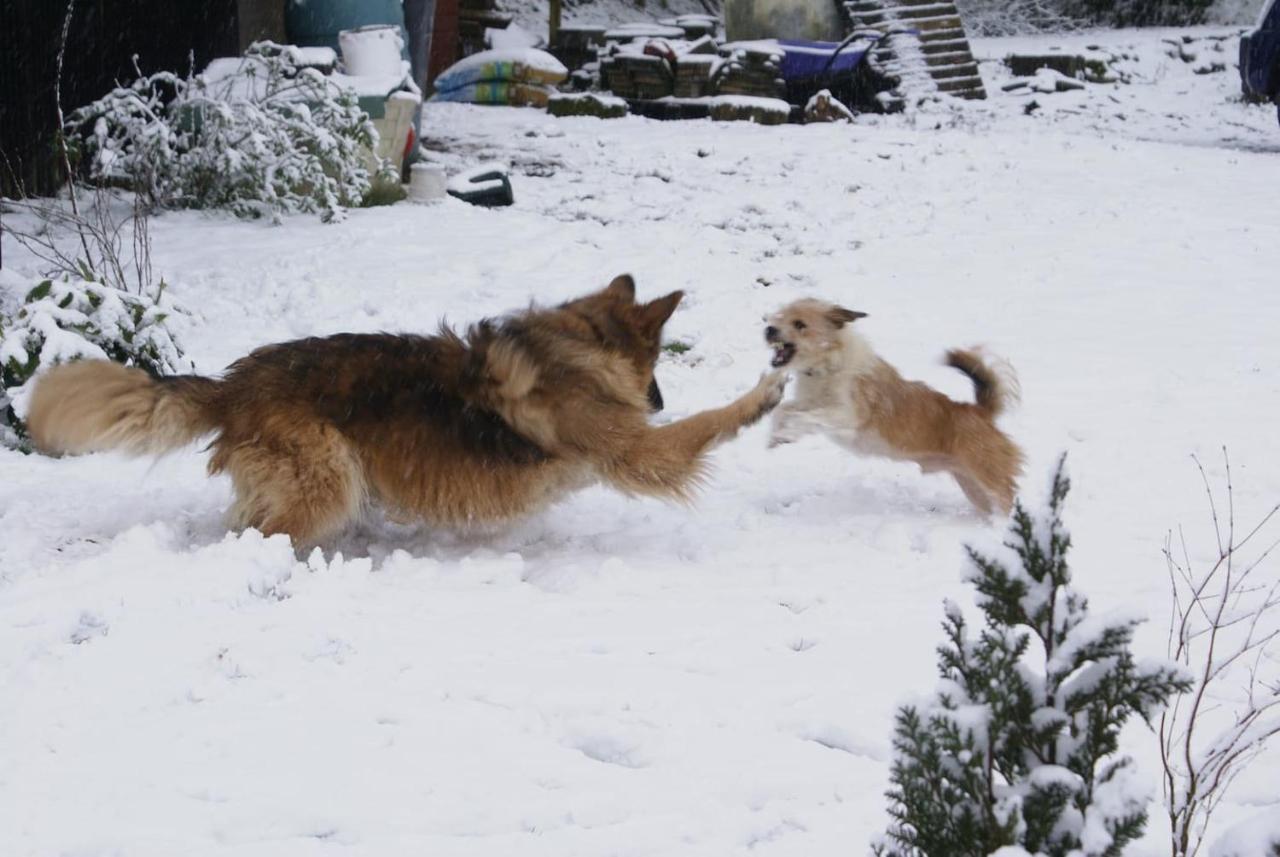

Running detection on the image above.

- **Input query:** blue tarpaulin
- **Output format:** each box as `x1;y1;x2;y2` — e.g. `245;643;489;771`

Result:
776;36;881;82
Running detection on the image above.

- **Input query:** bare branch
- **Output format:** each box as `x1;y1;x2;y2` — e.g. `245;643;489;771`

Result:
1160;450;1280;857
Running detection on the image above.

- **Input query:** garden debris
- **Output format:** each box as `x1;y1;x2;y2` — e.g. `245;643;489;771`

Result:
602;52;674;99
713;41;785;99
458;0;512;59
591;23;899;118
547;92;629;118
447;163;514;207
661;14;719;39
604;22;687;43
550;25;607;73
1003;67;1087;94
1005;51;1117;83
708;94;792;124
804;88;855;122
1162;33;1233;75
675;54;718;97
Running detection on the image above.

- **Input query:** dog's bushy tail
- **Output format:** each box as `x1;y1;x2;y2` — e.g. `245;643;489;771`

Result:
945;347;1020;418
26;360;220;456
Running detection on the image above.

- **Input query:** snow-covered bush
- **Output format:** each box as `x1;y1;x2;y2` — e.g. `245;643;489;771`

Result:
957;0;1215;33
1061;0;1214;26
0;272;192;449
955;0;1083;36
67;42;389;223
876;456;1192;857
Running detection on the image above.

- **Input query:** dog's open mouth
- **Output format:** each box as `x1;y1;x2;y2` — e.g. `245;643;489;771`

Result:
770;342;796;368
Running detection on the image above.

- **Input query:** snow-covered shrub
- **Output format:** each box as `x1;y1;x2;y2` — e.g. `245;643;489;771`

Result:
956;0;1215;33
876;455;1192;857
0;272;192;449
955;0;1083;36
67;42;390;223
1061;0;1215;26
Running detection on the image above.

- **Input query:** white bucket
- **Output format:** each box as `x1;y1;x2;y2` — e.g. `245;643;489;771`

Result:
339;25;404;77
408;163;447;204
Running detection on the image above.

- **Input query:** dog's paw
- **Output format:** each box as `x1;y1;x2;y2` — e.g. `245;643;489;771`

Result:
755;370;789;411
737;371;788;427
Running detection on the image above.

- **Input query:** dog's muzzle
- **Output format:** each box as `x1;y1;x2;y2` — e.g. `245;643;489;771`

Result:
765;326;795;368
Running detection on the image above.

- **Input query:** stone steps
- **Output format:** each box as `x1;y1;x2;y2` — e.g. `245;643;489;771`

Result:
844;0;985;100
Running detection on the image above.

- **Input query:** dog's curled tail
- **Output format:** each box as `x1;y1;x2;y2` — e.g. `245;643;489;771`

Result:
26;360;220;456
945;347;1021;418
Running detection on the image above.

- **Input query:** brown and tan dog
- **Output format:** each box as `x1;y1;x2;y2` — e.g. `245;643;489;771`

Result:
764;298;1024;514
27;275;786;545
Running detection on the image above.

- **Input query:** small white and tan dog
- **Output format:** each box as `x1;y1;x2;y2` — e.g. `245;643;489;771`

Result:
764;299;1024;515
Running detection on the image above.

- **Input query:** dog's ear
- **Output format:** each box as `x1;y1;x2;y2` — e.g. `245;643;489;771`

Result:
825;306;867;328
602;274;637;304
637;290;684;337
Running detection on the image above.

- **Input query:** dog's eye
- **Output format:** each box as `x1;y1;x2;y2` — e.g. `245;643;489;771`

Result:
793;320;807;331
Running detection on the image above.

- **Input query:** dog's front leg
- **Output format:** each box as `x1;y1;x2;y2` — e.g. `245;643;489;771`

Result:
603;371;787;501
768;404;823;448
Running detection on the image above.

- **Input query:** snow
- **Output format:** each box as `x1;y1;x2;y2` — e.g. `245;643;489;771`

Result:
1212;808;1280;857
487;23;541;51
3;25;1280;857
330;63;415;97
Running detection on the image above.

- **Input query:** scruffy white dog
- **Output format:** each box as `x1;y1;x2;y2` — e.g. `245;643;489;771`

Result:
764;299;1024;514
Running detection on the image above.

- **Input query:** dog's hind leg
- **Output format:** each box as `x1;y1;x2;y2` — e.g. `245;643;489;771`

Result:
213;423;365;547
952;470;995;515
962;435;1022;516
917;454;951;475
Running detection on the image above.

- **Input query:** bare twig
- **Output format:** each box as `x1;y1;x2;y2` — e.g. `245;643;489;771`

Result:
4;190;154;295
54;0;93;267
1160;448;1280;857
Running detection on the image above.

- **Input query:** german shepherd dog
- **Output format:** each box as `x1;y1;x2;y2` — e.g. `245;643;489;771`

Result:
764;299;1023;514
27;276;787;546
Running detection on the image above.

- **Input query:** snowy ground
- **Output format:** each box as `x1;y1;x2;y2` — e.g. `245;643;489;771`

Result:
3;26;1280;857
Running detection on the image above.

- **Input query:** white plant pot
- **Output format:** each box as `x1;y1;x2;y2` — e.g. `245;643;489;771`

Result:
408;163;447;204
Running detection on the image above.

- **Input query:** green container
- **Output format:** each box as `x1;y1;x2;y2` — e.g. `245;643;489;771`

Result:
285;0;409;59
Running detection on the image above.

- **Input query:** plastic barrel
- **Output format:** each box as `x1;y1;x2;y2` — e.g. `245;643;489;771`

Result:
285;0;409;58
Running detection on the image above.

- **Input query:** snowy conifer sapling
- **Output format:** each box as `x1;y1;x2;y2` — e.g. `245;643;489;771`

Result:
878;455;1192;857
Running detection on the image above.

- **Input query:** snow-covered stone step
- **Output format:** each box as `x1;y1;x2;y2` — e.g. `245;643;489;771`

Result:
935;74;984;93
929;61;980;79
917;28;967;45
877;47;972;66
916;38;973;55
847;1;956;17
847;0;947;9
919;50;977;67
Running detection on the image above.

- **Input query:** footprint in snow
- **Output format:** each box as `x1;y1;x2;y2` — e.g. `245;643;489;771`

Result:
562;731;652;769
68;611;108;645
792;723;884;761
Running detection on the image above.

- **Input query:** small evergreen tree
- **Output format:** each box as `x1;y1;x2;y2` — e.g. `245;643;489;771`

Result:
877;455;1192;857
0;273;191;449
